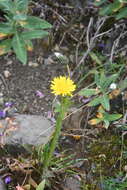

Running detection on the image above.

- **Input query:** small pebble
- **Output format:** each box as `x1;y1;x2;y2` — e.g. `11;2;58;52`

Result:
4;70;11;78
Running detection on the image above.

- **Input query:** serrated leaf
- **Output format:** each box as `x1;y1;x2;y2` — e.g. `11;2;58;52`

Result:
21;30;49;40
100;94;110;111
79;89;98;97
36;179;46;190
22;16;52;29
12;33;27;64
116;7;127;19
88;96;101;107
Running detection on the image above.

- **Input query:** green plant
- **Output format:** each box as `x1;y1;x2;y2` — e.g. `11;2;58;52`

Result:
103;175;127;190
95;0;127;20
0;0;52;64
36;76;76;190
78;71;123;128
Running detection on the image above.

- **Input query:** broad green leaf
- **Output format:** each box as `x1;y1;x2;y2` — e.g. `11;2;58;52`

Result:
104;113;122;121
13;14;27;21
88;96;101;107
99;73;118;91
21;30;49;40
22;16;52;29
36;179;46;190
99;4;113;15
118;79;127;91
79;88;99;97
0;23;14;34
100;94;110;111
0;39;12;55
116;7;127;19
12;33;27;64
100;1;122;15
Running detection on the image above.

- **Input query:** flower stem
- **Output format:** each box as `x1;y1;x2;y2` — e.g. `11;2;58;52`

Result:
43;97;70;173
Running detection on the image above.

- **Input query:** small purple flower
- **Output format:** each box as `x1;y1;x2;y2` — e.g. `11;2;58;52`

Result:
47;111;52;119
81;98;91;104
5;102;14;107
35;90;45;98
98;43;105;48
4;176;11;184
0;110;6;118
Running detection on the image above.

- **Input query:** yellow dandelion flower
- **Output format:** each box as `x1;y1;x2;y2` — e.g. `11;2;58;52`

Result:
51;76;76;96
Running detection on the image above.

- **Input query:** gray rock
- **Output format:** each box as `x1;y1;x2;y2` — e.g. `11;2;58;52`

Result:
0;114;54;155
64;176;81;190
0;178;6;190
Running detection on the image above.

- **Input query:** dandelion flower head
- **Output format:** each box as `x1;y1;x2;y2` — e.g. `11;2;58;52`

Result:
51;76;76;96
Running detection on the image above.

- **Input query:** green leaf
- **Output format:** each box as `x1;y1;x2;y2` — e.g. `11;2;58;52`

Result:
95;0;107;6
13;14;27;21
88;96;101;107
0;23;14;34
79;88;99;97
36;179;46;190
103;120;110;129
15;0;29;13
102;74;118;90
0;0;14;13
104;113;122;122
118;79;127;91
100;1;122;15
12;33;27;64
21;30;49;40
53;102;61;113
94;72;100;87
0;39;12;55
99;73;118;91
116;7;127;19
89;52;101;65
100;94;110;111
22;16;52;29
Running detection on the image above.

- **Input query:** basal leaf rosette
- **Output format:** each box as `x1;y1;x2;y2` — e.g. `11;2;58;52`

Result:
51;76;76;96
